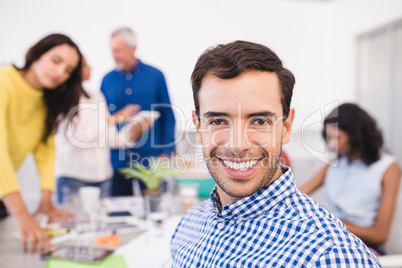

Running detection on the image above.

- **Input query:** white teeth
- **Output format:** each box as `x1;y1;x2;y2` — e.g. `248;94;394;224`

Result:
234;163;239;170
229;161;233;169
240;162;245;170
223;159;259;171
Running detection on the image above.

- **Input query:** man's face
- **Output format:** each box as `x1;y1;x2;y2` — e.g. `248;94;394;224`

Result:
193;71;294;205
110;34;136;71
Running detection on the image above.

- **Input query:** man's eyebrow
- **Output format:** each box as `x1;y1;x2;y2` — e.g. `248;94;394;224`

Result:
247;111;278;118
202;111;230;118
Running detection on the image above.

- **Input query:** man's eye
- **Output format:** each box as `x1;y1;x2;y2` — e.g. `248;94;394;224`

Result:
210;119;224;125
253;119;270;125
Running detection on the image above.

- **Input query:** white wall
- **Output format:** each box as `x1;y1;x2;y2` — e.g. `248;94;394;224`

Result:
1;0;402;131
1;0;402;206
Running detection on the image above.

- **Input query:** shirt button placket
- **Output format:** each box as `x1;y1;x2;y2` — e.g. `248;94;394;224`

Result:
125;88;132;95
217;222;225;230
237;216;245;223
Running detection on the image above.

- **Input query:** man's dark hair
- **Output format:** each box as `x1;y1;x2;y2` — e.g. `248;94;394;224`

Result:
322;103;383;165
191;40;295;119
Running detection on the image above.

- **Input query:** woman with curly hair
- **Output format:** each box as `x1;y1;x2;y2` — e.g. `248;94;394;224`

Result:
300;103;401;256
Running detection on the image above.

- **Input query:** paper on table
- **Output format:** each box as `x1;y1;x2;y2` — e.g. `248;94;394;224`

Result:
46;254;127;268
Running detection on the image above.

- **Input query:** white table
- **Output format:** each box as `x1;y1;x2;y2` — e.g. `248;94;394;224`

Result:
378;254;402;268
115;215;182;268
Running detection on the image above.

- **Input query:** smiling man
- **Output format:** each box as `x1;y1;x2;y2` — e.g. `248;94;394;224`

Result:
170;41;381;267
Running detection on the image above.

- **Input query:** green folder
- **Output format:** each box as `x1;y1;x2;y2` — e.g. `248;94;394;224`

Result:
46;255;127;268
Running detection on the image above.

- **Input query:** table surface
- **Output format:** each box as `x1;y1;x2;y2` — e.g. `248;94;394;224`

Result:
0;216;47;268
377;254;402;268
0;210;182;268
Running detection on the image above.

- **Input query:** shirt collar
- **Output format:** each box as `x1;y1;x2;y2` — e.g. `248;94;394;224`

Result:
210;166;297;220
116;59;142;75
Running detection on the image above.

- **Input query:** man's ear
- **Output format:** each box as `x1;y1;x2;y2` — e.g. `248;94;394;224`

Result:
192;111;202;144
282;108;295;145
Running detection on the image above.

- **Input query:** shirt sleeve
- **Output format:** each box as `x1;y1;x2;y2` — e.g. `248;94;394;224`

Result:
312;245;382;267
0;86;21;198
156;72;176;156
170;214;186;260
33;134;56;193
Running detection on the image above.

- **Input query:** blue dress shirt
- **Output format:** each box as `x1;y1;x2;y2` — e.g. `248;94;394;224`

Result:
171;168;381;267
101;60;176;170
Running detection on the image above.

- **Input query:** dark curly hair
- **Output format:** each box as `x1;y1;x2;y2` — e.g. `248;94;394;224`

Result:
322;103;383;165
20;33;84;142
191;40;295;120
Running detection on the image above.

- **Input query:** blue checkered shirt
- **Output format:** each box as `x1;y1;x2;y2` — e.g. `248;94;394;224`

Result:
170;168;381;267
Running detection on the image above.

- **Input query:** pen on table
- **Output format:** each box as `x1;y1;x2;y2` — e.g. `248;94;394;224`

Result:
46;229;71;236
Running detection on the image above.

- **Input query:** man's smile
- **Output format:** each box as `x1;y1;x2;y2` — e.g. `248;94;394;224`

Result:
217;157;263;171
212;156;266;180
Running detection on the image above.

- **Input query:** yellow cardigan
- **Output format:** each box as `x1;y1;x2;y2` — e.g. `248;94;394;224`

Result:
0;65;55;198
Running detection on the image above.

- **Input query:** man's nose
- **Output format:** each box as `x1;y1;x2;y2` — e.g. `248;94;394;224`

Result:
226;121;250;154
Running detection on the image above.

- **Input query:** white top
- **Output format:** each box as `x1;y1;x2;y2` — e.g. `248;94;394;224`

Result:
55;91;136;183
324;153;396;227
